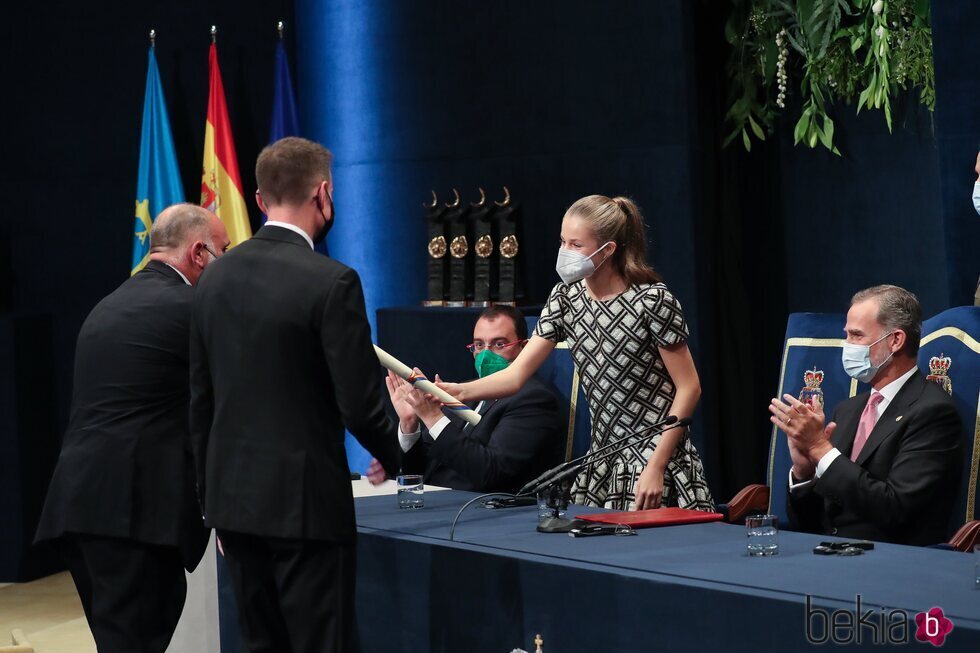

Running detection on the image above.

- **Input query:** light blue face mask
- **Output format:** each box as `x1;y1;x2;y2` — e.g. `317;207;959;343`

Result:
841;331;895;384
972;182;980;215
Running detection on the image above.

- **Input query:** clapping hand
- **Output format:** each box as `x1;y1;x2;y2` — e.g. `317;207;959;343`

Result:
769;394;837;469
386;369;445;428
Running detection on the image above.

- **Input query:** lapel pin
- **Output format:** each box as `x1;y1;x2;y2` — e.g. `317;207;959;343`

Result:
895;415;903;422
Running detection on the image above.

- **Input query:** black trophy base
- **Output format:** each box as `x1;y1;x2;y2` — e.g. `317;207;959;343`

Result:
537;517;587;533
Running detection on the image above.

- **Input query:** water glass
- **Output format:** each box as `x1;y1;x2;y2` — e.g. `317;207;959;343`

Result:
746;514;779;556
397;474;424;509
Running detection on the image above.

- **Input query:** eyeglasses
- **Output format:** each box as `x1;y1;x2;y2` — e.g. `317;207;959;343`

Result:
203;244;219;259
465;339;527;353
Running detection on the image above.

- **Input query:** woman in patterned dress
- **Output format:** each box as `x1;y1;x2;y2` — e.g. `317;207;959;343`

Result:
439;195;714;511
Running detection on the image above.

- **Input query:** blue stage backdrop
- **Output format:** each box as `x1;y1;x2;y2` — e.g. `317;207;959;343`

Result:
294;0;970;483
296;0;707;475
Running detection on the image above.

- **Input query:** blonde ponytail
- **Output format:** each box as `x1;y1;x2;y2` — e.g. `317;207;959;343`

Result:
564;195;662;285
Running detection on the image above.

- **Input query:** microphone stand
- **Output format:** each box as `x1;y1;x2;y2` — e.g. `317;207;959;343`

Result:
490;415;679;508
535;417;692;533
447;417;691;538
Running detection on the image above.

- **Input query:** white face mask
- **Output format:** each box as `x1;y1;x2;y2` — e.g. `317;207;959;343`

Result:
555;242;612;284
841;331;895;383
972;183;980;215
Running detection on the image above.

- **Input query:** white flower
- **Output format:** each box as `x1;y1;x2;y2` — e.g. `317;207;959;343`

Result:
876;25;885;38
872;0;884;15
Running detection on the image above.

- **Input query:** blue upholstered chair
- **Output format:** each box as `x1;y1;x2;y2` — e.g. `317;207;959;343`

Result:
718;312;854;523
916;306;980;549
721;307;980;552
526;316;592;462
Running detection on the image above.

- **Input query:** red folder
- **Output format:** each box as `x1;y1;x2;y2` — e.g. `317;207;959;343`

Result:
578;507;724;528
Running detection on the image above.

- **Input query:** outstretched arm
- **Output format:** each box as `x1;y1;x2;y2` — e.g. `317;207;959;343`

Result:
437;335;556;402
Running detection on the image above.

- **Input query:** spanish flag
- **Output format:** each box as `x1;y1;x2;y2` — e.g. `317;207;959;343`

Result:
201;42;252;246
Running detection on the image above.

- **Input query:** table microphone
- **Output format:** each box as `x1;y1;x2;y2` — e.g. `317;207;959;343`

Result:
449;416;693;540
552;416;692;489
489;415;679;509
516;415;679;496
533;417;693;533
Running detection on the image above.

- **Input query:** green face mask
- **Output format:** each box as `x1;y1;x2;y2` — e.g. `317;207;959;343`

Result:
474;349;511;378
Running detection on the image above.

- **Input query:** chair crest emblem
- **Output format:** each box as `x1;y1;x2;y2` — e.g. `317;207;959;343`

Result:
799;367;825;409
926;352;953;395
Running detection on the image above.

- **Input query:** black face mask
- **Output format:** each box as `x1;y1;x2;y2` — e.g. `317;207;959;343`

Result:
313;189;334;246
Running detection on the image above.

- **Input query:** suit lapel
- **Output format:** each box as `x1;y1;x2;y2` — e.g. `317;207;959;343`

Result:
428;399;498;481
464;399;498;431
854;372;923;466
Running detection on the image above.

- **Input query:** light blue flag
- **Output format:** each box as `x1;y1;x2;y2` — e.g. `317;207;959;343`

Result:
132;47;183;274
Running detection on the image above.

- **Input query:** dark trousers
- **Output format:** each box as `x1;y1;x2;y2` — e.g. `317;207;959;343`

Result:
217;530;356;653
60;533;186;653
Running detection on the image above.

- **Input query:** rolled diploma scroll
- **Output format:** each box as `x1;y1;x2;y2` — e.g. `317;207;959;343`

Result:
373;345;482;426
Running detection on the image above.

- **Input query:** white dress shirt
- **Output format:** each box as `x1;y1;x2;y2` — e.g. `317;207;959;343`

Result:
164;263;191;286
789;364;918;490
265;221;314;250
398;401;485;452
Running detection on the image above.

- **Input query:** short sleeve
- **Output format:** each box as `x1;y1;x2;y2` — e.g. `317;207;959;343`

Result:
533;283;568;343
642;286;689;347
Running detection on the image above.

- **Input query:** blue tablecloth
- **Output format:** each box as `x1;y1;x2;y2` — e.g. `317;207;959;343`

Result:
355;490;980;652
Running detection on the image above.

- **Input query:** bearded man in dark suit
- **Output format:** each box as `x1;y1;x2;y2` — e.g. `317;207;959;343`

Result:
771;285;962;546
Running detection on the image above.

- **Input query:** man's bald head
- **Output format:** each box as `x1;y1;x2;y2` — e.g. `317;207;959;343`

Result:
150;204;214;252
148;203;230;285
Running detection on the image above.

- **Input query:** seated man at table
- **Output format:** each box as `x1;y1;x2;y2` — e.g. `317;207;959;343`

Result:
371;306;562;493
769;285;962;546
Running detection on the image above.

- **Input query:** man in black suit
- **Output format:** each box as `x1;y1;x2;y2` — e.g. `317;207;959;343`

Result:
35;203;229;652
190;136;400;653
770;285;962;546
368;306;562;493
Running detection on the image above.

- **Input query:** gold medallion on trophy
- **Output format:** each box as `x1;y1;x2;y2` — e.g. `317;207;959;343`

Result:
500;234;519;259
428;235;447;258
450;235;469;259
475;234;493;258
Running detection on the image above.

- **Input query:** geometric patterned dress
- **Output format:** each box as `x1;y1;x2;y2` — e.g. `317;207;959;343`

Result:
534;281;715;511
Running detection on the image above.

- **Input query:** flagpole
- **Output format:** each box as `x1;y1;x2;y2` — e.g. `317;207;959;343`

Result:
149;29;156;49
277;21;284;40
211;25;217;44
